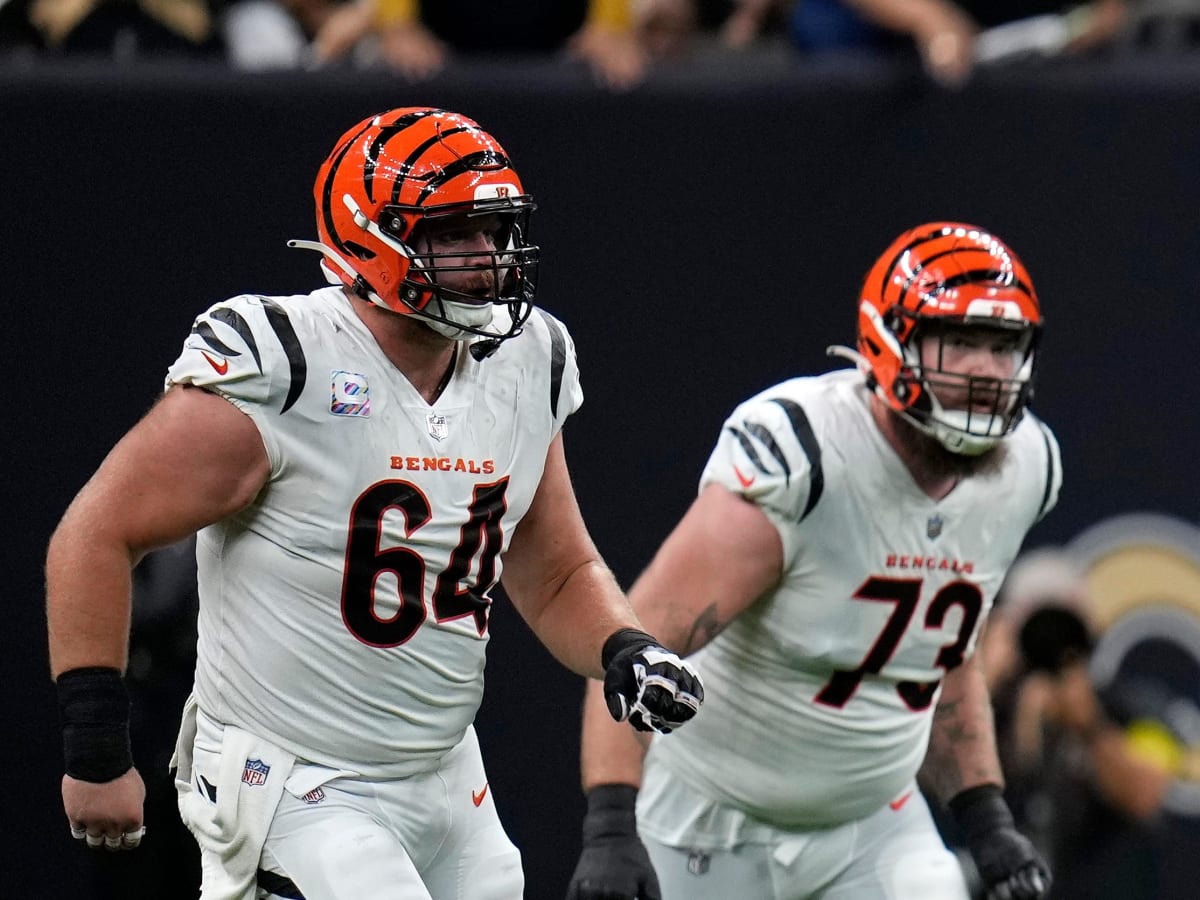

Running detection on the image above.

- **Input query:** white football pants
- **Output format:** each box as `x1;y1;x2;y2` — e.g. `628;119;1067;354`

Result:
642;784;970;900
186;710;522;900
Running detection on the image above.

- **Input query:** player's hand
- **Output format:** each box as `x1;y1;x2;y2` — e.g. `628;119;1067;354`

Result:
309;0;375;64
971;829;1050;900
952;784;1051;900
63;768;147;851
566;784;660;900
911;6;978;88
566;23;648;92
602;629;703;734
377;21;448;81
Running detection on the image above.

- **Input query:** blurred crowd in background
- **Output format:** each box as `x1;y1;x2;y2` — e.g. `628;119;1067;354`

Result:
942;517;1200;900
3;0;1200;88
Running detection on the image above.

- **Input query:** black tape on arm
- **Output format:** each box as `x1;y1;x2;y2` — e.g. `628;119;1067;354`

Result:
57;666;134;783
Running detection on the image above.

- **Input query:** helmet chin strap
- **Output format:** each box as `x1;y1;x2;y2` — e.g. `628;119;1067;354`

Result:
419;299;493;340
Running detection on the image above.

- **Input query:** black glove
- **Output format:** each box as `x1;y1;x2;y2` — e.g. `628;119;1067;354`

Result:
566;784;660;900
601;629;704;734
950;784;1051;900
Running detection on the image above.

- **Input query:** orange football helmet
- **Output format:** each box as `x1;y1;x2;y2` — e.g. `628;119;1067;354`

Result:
834;222;1042;455
290;108;537;348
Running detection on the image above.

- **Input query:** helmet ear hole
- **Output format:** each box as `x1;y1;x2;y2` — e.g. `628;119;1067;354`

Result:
344;241;376;261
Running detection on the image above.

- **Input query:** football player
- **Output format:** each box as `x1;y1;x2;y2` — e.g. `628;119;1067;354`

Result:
46;107;703;899
568;223;1058;900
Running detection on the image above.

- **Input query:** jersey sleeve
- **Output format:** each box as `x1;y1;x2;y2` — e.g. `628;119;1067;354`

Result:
166;295;300;406
164;295;307;469
1029;414;1063;524
699;393;824;566
532;308;583;431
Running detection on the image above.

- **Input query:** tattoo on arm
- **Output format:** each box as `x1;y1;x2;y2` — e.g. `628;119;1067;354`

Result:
921;678;1004;802
683;604;722;654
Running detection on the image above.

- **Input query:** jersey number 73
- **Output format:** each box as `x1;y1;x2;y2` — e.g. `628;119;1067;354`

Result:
815;576;983;711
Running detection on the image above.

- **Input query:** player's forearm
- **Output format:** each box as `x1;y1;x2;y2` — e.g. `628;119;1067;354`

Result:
514;559;642;679
46;503;137;676
920;656;1004;802
580;677;649;789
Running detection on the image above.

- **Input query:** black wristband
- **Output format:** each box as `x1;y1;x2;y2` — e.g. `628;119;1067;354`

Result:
586;783;639;813
600;628;656;670
582;784;639;840
948;783;1013;842
57;666;134;783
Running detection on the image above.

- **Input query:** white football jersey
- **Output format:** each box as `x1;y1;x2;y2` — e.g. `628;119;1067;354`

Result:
165;287;582;778
642;368;1061;831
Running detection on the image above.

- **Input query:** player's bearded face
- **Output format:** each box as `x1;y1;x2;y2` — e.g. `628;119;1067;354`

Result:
415;213;508;301
892;410;1008;479
917;326;1025;417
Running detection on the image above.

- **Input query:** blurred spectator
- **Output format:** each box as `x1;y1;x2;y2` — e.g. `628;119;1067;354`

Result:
298;0;650;89
27;0;222;58
977;547;1173;900
1;0;43;54
632;0;789;56
1120;0;1200;52
786;0;1130;86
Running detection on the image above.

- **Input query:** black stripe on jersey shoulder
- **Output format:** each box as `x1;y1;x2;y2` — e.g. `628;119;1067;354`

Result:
259;298;307;414
534;308;567;418
769;397;824;521
726;424;785;482
193;320;242;360
256;868;306;899
1035;418;1058;521
746;422;792;482
206;306;263;373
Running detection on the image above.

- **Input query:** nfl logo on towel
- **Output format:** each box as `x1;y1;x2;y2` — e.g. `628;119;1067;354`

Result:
242;758;271;786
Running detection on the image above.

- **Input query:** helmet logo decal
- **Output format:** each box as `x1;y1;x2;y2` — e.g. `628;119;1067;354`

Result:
965;298;1024;320
476;183;517;200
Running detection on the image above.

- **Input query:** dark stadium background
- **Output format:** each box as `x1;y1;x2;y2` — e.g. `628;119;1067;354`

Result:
3;49;1199;898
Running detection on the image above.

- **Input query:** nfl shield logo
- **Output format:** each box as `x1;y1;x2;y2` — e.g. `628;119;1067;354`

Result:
927;515;944;539
301;787;326;805
241;758;270;787
427;412;448;442
686;850;710;876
